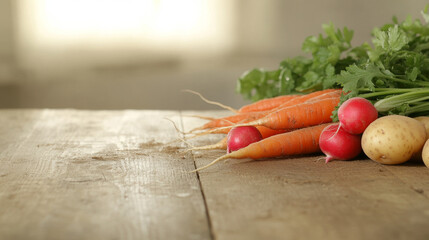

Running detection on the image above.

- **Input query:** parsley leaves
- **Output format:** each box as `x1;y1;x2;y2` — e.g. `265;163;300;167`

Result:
236;6;429;120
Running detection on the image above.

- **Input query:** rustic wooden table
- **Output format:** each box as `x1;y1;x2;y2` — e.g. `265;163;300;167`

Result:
1;109;429;240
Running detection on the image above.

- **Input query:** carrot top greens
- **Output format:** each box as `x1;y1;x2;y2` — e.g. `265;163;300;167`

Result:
236;6;429;120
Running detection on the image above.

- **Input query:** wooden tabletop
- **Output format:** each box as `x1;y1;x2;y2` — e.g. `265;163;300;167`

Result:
1;109;429;240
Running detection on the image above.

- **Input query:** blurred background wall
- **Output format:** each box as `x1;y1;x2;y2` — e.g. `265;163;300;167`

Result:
0;0;427;110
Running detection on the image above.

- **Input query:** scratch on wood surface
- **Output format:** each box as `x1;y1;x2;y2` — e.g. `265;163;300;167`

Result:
138;141;162;149
412;187;425;194
91;156;116;161
63;177;104;183
91;152;124;161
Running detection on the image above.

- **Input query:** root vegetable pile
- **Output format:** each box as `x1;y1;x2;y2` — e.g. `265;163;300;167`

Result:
181;89;344;171
177;7;429;172
178;89;429;172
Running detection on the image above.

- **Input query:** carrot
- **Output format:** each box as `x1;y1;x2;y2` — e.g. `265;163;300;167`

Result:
203;96;340;135
199;123;290;135
259;96;341;130
239;89;341;113
257;126;289;138
190;111;266;133
190;89;342;132
238;94;299;113
269;89;341;112
192;123;331;172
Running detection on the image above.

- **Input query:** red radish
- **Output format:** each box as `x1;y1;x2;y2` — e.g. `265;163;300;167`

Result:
227;126;262;153
338;97;378;134
319;123;362;163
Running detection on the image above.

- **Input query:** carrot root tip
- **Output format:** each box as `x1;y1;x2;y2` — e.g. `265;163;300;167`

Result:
183;143;224;153
182;114;216;121
189;154;231;173
182;89;238;113
164;117;191;135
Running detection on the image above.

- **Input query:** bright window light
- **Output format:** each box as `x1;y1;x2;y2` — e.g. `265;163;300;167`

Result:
17;0;235;55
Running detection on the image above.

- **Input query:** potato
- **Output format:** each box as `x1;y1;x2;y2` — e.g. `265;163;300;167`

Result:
414;116;429;138
362;115;427;164
422;139;429;168
410;116;429;162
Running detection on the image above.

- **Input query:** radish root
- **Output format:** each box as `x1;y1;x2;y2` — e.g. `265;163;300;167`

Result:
325;155;334;163
183;89;238;113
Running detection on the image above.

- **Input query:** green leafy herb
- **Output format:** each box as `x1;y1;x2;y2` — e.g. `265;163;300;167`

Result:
236;6;429;120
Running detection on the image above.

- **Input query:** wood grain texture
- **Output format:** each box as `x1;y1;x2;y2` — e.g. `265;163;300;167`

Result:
2;109;429;240
182;110;429;240
0;109;210;240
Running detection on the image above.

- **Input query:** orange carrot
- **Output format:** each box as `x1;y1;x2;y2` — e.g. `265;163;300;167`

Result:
190;111;266;132
190;89;342;132
269;89;341;112
239;88;341;113
205;96;340;135
258;96;341;130
201;124;289;135
192;123;331;172
238;94;299;113
257;126;289;138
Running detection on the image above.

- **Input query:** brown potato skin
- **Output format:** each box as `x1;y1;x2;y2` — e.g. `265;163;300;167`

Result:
362;115;426;165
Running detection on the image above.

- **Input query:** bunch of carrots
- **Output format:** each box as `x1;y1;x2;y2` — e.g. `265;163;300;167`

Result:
181;88;344;172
